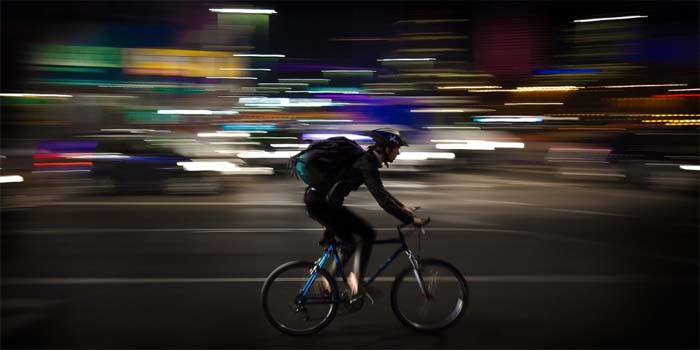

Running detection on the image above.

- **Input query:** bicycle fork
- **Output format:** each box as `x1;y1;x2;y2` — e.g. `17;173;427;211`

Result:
405;250;432;300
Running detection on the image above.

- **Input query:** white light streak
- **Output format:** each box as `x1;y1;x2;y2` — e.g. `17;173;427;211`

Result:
410;108;495;113
396;152;455;160
469;89;516;92
505;102;564;106
0;93;72;98
679;165;700;171
157;110;239;115
296;119;353;123
177;161;273;175
279;79;330;83
259;83;309;87
233;54;285;58
378;58;436;62
197;132;251;138
668;88;700;92
65;153;130;160
101;128;171;133
574;15;648;23
209;142;261;145
239;97;344;107
0;175;24;184
438;86;502;90
515;86;582;91
270;144;310;149
286;90;361;94
209;8;277;14
219;68;271;71
214;150;246;154
423;126;480;130
178;161;239;172
236;151;299;159
435;141;525;150
322;70;376;73
302;133;372;141
597;84;687;88
476;117;543;123
206;76;258;80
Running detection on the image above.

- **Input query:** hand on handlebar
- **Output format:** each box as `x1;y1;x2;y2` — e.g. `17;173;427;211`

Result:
401;206;421;214
412;217;424;226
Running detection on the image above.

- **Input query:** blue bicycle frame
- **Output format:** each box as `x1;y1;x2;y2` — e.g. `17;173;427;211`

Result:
298;226;425;305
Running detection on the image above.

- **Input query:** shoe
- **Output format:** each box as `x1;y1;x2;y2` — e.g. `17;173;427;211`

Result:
338;294;364;315
348;285;378;305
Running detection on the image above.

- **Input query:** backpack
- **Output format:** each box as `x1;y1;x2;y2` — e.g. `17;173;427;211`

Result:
289;137;365;190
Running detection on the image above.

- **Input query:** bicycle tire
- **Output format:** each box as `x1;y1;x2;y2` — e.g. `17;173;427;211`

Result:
261;261;339;335
390;258;468;332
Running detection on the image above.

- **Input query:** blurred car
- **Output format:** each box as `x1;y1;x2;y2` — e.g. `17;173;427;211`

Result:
610;130;700;191
90;137;225;194
33;132;226;195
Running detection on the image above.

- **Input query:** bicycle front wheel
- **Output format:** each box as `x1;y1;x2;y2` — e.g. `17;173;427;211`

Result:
391;258;468;332
261;261;339;335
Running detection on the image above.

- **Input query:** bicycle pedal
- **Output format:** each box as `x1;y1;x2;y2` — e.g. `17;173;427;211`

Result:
349;291;374;305
339;297;364;316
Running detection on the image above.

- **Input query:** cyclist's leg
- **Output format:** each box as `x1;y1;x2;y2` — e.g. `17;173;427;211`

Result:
304;193;338;293
334;207;376;296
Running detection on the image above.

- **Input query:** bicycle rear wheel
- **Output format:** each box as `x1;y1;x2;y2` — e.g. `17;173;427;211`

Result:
391;258;468;332
261;261;339;335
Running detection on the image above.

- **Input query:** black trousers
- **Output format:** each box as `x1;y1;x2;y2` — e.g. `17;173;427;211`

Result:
304;187;376;280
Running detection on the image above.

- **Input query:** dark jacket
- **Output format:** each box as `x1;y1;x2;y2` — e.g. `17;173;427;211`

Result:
308;148;414;224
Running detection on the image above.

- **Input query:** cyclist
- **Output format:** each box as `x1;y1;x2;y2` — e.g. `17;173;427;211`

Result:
304;128;423;300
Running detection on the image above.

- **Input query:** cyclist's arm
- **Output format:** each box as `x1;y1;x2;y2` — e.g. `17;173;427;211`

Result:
360;163;414;224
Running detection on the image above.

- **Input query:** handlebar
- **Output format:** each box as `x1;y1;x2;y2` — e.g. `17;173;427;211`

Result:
398;216;431;233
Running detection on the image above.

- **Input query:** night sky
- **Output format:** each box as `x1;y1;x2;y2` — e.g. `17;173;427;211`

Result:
2;1;698;89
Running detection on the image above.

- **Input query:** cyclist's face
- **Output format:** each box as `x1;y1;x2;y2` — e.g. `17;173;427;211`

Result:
387;146;400;163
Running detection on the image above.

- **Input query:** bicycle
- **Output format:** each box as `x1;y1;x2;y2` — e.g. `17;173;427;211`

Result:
261;211;469;335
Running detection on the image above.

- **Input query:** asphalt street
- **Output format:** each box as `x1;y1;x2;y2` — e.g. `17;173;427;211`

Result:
1;172;698;348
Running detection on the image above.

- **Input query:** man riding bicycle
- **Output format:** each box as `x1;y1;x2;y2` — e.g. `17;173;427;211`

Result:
303;128;423;300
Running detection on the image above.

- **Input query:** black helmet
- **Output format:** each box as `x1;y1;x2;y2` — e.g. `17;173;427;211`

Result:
370;128;408;148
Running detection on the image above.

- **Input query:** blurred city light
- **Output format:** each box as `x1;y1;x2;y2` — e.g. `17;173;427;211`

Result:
573;15;648;23
0;175;24;183
209;8;277;14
